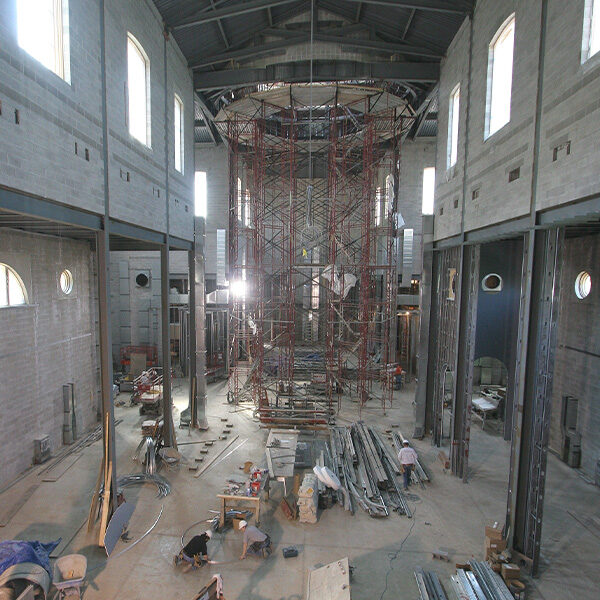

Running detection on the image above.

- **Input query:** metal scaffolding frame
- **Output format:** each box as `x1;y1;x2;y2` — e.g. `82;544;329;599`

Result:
219;85;413;426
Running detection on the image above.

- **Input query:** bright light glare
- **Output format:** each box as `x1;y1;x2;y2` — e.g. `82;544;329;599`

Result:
589;0;600;58
127;35;149;145
17;0;67;79
422;167;436;215
448;85;460;167
195;171;207;217
487;16;515;137
230;280;247;299
174;95;183;173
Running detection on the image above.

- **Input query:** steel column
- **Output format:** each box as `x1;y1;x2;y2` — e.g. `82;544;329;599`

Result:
510;228;562;574
413;244;433;438
194;217;208;429
450;244;480;479
98;0;117;497
160;246;174;446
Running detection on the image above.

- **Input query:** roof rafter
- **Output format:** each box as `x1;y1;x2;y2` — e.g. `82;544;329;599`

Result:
343;0;468;15
173;0;300;30
194;60;439;91
190;30;442;69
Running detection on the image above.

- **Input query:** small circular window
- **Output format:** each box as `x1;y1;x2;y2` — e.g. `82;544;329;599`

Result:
135;272;149;287
482;273;503;292
575;271;591;299
60;269;73;295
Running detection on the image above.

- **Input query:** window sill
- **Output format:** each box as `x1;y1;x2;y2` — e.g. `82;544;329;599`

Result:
581;50;600;74
0;304;36;311
484;122;510;143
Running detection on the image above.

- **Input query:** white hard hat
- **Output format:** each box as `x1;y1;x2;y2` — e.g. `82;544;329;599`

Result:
402;439;410;445
205;530;213;539
238;520;248;529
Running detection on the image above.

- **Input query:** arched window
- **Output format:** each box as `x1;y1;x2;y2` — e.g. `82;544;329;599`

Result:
127;33;151;146
485;15;515;139
0;264;28;307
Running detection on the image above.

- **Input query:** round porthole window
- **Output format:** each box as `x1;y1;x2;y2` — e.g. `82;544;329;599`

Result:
60;269;73;295
575;271;591;299
135;272;150;287
482;273;503;292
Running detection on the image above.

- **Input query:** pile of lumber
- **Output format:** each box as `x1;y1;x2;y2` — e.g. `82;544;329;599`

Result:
329;421;419;518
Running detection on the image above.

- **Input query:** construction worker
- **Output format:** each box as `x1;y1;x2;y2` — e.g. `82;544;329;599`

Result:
398;439;418;491
394;364;403;389
238;520;272;559
174;530;212;569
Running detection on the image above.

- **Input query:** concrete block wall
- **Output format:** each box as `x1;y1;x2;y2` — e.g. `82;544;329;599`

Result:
104;0;194;235
195;144;229;279
550;233;600;480
434;0;600;242
537;0;600;211
0;229;97;486
0;0;194;240
110;251;163;366
435;17;470;241
398;139;436;277
0;0;105;215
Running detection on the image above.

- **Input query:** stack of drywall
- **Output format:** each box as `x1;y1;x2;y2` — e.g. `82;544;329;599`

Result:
298;473;318;523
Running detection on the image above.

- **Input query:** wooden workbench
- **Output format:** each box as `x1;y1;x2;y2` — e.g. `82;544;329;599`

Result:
217;476;269;527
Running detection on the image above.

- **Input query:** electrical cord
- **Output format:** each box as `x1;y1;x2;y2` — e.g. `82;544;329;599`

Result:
377;507;417;600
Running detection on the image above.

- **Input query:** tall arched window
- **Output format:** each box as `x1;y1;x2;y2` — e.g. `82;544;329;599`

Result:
485;15;515;139
0;264;28;307
127;33;151;146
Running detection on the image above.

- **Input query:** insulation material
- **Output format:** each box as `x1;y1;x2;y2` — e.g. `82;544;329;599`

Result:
321;266;357;299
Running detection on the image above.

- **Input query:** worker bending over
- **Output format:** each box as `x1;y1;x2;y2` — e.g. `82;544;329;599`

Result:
398;439;418;491
174;530;212;569
238;520;272;559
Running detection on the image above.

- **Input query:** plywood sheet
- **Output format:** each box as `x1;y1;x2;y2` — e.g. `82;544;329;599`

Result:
307;557;351;600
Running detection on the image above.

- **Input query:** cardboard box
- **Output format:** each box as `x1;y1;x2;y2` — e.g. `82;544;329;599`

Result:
501;563;521;580
484;536;507;559
485;523;504;542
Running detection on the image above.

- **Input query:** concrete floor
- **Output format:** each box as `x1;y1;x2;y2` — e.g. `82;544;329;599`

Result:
1;380;598;599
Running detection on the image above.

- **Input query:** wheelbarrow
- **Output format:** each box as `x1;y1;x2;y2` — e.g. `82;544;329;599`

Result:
53;554;87;599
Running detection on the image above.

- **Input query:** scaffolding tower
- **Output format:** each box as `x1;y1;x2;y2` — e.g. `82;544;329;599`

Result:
217;84;413;427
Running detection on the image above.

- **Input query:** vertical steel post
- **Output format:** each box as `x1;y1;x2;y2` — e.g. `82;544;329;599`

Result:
510;228;562;574
195;217;208;428
451;244;480;479
160;245;174;445
98;0;117;495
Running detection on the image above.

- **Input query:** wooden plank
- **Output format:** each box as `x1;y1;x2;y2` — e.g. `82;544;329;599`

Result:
0;483;40;527
98;461;112;547
307;557;351;600
194;435;240;478
87;458;104;532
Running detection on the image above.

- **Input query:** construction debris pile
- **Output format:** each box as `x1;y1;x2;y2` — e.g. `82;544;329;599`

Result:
329;422;429;518
298;473;319;524
415;521;526;600
416;561;517;600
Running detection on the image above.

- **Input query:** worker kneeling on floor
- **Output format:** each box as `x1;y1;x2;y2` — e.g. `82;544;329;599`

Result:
174;530;213;570
239;520;272;559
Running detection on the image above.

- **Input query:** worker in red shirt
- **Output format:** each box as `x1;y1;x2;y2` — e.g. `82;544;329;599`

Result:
394;364;403;390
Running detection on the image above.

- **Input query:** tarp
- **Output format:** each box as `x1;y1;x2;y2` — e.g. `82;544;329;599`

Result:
0;539;60;577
